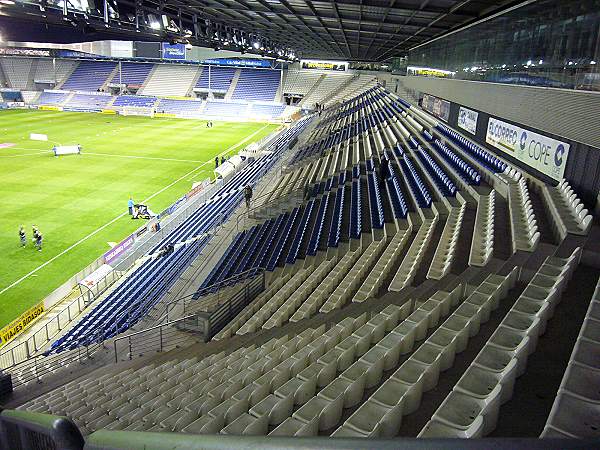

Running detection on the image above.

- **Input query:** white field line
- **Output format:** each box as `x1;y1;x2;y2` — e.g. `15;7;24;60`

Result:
0;123;272;296
0;150;52;158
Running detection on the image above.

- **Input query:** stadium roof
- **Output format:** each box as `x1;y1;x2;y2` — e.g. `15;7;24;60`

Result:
0;0;519;61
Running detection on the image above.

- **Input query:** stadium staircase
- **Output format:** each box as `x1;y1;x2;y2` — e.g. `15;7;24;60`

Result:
53;62;78;90
298;74;325;108
225;70;242;101
103;65;120;92
2;84;600;447
188;67;204;97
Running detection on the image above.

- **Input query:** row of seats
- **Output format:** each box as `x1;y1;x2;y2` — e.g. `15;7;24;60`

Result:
196;66;237;92
435;123;513;177
508;179;540;252
36;91;70;105
469;191;495;267
61;61;116;92
428;204;466;280
156;98;204;115
139;64;198;97
283;70;322;96
416;147;458;197
350;180;362;239
232;69;280;102
33;58;77;85
432;139;481;185
353;229;411;303
110;62;154;88
420;249;580;438
335;271;517;437
399;157;433;208
65;93;113;109
389;218;437;291
543;179;593;237
320;240;387;314
541;268;599;438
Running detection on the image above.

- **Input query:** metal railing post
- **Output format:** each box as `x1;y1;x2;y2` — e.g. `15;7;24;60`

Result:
159;327;163;353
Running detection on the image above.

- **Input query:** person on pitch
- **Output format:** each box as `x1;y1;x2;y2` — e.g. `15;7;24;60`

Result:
128;197;135;216
33;227;43;252
215;156;219;169
19;225;27;248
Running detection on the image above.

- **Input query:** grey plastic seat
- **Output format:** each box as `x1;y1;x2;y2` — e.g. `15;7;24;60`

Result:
571;337;600;370
561;363;600;402
543;391;600;438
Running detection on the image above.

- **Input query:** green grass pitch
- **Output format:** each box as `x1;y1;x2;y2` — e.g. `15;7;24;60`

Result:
0;109;278;328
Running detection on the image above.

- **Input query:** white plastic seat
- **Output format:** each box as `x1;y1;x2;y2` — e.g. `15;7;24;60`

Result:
249;394;294;425
221;412;269;435
386;361;427;414
432;386;501;436
571;337;600;370
269;416;319;436
293;394;344;431
441;315;471;353
405;309;430;340
411;343;443;391
275;376;317;406
418;416;484;438
456;359;518;405
428;328;459;371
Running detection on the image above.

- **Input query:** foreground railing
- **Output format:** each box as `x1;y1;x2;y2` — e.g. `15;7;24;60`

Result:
0;413;594;450
190;271;265;341
0;410;84;450
112;315;199;363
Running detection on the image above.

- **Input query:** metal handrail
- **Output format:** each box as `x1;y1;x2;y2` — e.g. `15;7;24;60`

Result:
0;269;122;370
112;314;197;363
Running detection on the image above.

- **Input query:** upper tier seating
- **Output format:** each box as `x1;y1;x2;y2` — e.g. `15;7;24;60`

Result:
232;69;281;102
196;67;237;92
140;64;198;97
111;63;154;88
284;70;322;96
61;61;117;92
